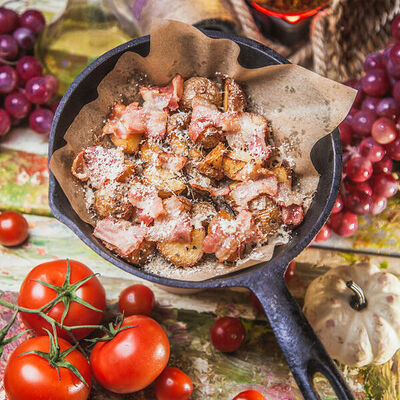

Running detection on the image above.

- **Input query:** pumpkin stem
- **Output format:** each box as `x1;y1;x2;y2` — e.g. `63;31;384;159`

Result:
346;281;367;311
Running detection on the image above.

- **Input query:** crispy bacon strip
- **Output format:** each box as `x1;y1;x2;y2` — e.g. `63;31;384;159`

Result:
203;210;257;262
140;74;184;112
147;196;192;243
229;176;278;210
94;217;147;256
72;146;130;189
281;204;304;226
191;183;230;197
128;181;164;221
103;103;168;140
188;103;272;160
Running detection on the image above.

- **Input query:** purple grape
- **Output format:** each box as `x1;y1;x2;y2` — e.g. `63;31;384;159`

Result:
370;174;399;198
361;96;380;113
359;137;385;162
29;107;53;134
0;108;11;136
383;44;394;62
392;15;400;41
344;192;372;215
0;34;18;60
19;10;45;34
364;52;385;71
371;117;397;144
0;65;17;94
12;27;35;50
373;155;393;174
25;76;52;104
390;44;400;64
0;8;19;34
43;74;58;96
344;107;358;124
376;97;400;119
385;136;400;160
4;91;31;119
361;68;389;96
350;110;376;137
16;56;42;82
370;196;387;215
393;81;400;103
387;58;400;79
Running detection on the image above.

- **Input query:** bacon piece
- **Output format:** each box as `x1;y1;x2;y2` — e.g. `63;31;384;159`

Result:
229;176;278;210
103;103;167;140
128;181;164;220
191;183;230;197
281;204;304;226
140;74;184;112
94;217;147;256
76;146;129;189
188;103;271;160
203;210;257;262
156;152;187;172
188;102;221;142
103;103;146;139
273;181;304;207
147;196;192;243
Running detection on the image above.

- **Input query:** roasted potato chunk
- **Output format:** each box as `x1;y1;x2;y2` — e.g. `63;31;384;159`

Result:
196;127;224;149
272;163;293;185
223;78;247;112
140;141;162;164
181;77;222;110
131;240;155;265
197;143;226;180
167;111;190;135
170;132;189;156
94;182;133;219
110;133;143;154
222;151;265;181
249;195;282;240
191;202;217;229
143;166;186;198
157;228;205;267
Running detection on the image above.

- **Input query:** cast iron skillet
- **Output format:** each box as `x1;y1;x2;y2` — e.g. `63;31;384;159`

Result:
48;31;354;400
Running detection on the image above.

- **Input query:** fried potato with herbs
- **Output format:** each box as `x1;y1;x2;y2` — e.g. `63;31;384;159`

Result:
222;150;266;181
143;166;186;198
272;162;293;185
191;202;217;229
197;143;226;180
131;240;155;265
167;112;190;135
94;181;133;220
180;77;222;110
223;78;247;112
140;141;162;164
110;133;143;154
157;228;205;267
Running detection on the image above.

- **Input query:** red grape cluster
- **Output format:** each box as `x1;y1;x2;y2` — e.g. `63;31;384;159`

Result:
0;7;58;137
315;15;400;242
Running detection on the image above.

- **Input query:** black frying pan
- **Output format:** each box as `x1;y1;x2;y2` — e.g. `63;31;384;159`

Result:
48;31;354;400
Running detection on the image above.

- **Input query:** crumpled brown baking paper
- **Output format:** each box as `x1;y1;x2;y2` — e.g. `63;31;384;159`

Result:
50;20;356;281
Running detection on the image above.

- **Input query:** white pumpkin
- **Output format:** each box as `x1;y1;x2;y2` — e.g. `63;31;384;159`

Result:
303;262;400;367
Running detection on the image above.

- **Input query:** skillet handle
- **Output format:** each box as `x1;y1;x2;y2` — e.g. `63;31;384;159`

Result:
249;277;354;400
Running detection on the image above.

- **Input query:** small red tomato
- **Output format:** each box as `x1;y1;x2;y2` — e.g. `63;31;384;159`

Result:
0;211;28;246
233;390;266;400
284;260;296;282
210;317;246;352
4;336;92;400
154;367;193;400
90;315;170;393
119;284;155;316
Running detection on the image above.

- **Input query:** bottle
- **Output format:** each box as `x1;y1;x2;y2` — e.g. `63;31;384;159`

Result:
36;0;138;94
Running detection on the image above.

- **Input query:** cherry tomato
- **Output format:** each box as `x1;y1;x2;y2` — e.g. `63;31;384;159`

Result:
210;317;246;352
4;336;91;400
18;259;106;341
233;390;266;400
119;284;155;316
154;367;193;400
284;260;296;282
90;315;170;393
0;211;28;246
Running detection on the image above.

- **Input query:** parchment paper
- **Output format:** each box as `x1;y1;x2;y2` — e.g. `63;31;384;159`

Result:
50;20;356;281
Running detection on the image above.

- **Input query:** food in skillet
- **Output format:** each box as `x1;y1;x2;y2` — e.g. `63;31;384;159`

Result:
71;74;305;267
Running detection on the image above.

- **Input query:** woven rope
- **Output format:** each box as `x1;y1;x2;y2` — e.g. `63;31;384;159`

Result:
312;0;400;80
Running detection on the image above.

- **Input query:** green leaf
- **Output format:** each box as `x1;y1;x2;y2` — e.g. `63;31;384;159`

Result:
379;261;389;269
57;359;89;387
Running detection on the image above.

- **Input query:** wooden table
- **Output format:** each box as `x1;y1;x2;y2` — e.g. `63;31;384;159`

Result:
1;2;400;398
